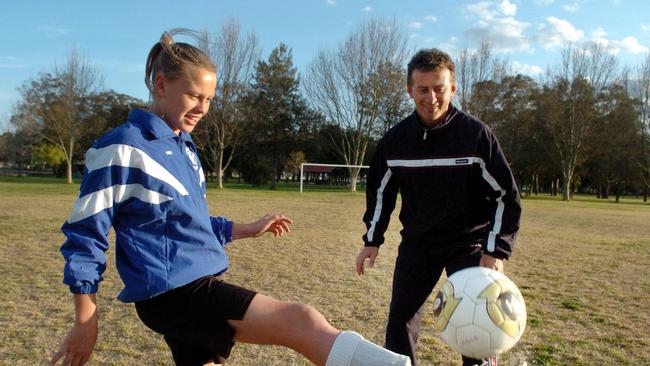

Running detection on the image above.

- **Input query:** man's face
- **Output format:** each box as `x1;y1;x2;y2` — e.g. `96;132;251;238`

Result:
407;68;456;127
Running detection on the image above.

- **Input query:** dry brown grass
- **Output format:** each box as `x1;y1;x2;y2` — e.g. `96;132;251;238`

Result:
0;178;649;365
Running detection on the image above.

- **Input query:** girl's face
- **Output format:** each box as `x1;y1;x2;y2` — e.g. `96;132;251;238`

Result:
153;64;217;134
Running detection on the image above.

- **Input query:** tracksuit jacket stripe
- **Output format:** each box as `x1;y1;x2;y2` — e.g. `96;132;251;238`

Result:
85;144;189;196
367;169;393;243
67;184;174;224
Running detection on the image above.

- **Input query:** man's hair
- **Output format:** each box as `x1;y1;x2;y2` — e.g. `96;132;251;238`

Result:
407;48;455;85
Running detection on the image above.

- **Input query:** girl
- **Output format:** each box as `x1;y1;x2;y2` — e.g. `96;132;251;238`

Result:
49;29;411;366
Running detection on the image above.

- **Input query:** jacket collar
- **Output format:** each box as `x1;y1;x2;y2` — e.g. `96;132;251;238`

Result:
128;108;193;143
413;103;458;131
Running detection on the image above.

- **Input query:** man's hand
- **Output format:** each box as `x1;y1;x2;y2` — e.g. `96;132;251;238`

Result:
233;213;294;239
356;246;379;275
479;254;504;273
49;294;98;366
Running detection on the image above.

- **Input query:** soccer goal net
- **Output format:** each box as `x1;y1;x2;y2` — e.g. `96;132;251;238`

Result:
299;163;369;192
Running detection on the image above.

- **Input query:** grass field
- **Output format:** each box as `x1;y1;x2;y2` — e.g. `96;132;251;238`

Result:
0;177;649;365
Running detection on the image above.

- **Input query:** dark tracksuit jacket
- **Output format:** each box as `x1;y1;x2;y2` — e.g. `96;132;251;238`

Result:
362;104;521;259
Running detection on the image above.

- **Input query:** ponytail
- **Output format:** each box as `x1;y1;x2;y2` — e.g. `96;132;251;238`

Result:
145;29;216;96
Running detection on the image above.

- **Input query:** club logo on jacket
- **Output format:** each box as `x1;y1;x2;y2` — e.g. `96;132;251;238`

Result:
185;146;199;170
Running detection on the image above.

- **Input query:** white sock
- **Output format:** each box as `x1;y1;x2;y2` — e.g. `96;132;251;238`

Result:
325;331;412;366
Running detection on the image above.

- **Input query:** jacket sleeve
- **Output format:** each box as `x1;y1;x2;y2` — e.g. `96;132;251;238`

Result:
362;138;399;247
478;128;522;259
210;216;234;246
60;154;116;295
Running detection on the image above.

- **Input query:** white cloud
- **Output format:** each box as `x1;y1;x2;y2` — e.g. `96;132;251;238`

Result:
618;37;648;54
591;36;649;55
326;0;336;5
591;28;608;39
467;2;498;20
438;36;459;53
512;61;544;76
466;17;532;53
425;15;438;23
0;56;28;69
534;0;555;6
37;25;70;38
500;0;517;16
362;6;372;12
536;17;584;49
563;3;579;11
409;21;424;29
467;0;516;19
642;24;650;32
464;1;530;53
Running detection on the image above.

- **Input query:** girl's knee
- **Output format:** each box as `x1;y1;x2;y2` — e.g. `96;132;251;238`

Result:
286;303;329;331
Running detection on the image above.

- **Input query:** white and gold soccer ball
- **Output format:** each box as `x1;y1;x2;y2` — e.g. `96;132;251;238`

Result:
432;266;527;359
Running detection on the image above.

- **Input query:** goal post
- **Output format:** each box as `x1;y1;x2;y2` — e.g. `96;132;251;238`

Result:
300;163;369;192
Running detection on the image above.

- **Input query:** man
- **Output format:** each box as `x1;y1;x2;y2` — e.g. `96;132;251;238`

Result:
355;49;521;366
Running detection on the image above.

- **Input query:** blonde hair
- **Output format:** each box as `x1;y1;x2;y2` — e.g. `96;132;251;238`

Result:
145;28;216;96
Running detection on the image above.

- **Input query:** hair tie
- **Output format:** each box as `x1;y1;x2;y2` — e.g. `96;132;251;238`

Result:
160;31;174;47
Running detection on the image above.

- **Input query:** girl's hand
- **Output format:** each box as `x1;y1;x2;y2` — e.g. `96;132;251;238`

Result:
233;214;294;239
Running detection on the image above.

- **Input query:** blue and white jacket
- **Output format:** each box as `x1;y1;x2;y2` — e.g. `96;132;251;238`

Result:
60;109;232;303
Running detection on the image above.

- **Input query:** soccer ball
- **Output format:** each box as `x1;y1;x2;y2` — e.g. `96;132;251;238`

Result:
432;267;526;359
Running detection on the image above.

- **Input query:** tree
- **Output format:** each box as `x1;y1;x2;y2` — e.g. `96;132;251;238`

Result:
193;20;260;188
455;41;508;118
0;127;38;177
541;43;618;200
31;142;66;174
586;81;644;201
304;17;409;191
477;74;551;195
375;61;412;134
244;43;310;189
284;150;306;181
632;53;650;201
80;91;146;153
14;51;102;183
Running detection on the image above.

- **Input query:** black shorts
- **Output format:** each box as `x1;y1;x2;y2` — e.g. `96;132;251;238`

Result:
135;275;257;365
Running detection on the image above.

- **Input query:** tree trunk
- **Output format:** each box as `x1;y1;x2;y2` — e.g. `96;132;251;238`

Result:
349;174;358;192
561;168;572;201
216;148;224;189
270;162;279;190
66;159;73;184
65;138;74;184
549;178;556;196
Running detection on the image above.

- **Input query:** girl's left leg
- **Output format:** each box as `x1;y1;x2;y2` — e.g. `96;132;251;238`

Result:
228;293;337;365
227;293;411;366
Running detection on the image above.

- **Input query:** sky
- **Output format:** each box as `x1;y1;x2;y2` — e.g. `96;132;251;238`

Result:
2;0;650;132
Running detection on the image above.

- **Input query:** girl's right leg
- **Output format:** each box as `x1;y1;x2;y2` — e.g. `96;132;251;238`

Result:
227;293;411;366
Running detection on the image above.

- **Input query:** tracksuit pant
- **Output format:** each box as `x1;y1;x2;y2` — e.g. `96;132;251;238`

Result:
385;239;487;366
